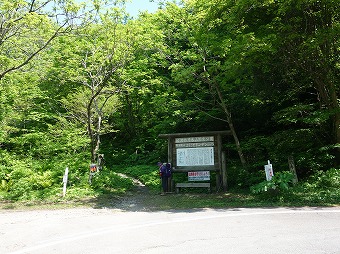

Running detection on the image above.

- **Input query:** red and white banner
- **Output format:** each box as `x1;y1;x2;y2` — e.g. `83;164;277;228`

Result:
188;171;210;181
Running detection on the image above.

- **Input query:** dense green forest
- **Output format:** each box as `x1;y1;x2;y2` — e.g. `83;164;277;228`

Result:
0;0;339;202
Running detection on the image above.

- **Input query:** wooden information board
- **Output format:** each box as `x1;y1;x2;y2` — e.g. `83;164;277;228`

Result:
159;131;231;191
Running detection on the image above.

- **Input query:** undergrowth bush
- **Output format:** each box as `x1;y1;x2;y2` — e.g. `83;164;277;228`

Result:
90;169;135;194
250;171;294;197
305;168;340;189
114;165;160;191
296;168;340;204
249;168;340;205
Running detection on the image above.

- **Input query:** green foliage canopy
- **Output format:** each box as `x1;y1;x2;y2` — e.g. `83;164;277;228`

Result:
0;0;339;201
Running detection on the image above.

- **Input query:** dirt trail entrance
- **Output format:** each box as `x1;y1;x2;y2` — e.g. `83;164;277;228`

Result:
111;173;154;211
89;173;165;212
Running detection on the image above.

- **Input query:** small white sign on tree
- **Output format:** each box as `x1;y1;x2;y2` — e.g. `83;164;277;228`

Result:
264;160;274;181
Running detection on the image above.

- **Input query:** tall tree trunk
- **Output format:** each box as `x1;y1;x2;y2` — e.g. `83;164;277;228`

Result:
87;101;96;163
200;64;247;167
213;81;247;167
87;92;103;163
94;114;102;162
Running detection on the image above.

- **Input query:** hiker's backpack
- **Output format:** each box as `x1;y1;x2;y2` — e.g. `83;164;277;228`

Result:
165;163;172;177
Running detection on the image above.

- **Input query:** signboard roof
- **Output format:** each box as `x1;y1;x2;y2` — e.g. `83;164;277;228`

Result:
159;130;231;138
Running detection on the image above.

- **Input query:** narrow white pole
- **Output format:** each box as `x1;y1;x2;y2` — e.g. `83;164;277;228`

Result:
63;167;69;197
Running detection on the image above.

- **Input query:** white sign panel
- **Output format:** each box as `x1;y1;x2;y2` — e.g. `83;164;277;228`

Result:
177;147;214;166
264;160;274;181
188;171;210;181
62;167;69;197
176;142;214;148
175;136;214;143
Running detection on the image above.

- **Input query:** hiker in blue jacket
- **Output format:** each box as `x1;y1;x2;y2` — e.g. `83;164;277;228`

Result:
158;162;171;195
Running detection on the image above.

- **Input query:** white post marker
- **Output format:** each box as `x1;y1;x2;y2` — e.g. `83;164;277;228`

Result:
264;160;274;181
63;167;69;197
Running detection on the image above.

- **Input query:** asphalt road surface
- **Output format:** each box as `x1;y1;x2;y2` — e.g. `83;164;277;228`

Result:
1;207;339;254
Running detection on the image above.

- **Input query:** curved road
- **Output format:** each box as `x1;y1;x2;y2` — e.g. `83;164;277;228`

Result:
1;207;340;254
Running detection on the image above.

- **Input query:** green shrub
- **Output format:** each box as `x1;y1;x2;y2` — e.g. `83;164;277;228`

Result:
4;170;54;200
296;168;340;205
310;168;340;188
28;171;54;190
61;187;95;200
113;165;161;190
90;169;135;194
251;171;294;194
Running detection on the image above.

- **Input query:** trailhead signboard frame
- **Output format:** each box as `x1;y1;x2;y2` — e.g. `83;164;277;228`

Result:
159;131;231;192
